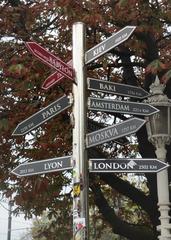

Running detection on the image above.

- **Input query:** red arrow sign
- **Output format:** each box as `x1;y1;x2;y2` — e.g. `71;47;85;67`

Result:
25;42;74;80
42;60;72;90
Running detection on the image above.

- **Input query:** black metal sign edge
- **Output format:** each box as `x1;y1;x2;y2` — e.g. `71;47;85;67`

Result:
87;78;150;99
88;97;159;116
12;95;71;136
86;118;146;148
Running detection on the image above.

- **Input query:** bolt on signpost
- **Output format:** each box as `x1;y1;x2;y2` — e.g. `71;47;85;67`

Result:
72;23;88;240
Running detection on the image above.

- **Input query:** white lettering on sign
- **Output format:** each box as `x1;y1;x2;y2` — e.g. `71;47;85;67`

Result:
93;44;106;57
42;103;61;119
93;162;132;170
33;49;73;78
88;127;118;145
115;33;128;44
44;161;63;170
91;100;130;112
99;83;116;92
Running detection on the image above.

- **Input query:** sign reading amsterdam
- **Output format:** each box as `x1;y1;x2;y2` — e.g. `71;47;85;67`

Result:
86;117;146;148
13;95;71;136
89;159;169;173
11;156;72;177
87;78;150;99
88;97;159;116
25;42;74;80
85;26;136;64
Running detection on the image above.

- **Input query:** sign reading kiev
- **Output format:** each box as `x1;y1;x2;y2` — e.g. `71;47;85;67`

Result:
86;117;146;148
25;42;74;80
85;26;136;64
88;97;159;116
87;78;150;99
89;159;169;173
11;156;72;177
13;95;71;136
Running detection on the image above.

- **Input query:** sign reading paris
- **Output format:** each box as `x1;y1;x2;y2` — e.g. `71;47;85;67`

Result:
13;95;71;136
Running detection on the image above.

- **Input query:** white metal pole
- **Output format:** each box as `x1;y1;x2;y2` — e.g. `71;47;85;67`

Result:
72;22;89;240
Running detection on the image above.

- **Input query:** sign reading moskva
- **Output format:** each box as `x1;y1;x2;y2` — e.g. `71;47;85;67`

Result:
87;78;150;99
11;156;72;177
88;97;159;116
13;95;71;136
89;159;169;173
86;117;146;148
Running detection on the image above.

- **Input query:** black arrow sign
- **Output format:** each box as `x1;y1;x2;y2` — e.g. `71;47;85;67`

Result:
87;78;150;99
85;26;136;64
13;95;71;136
11;156;72;177
89;159;169;173
86;117;146;148
88;97;159;116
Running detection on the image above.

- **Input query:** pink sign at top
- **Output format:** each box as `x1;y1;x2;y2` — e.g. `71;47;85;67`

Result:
42;60;72;90
25;42;74;80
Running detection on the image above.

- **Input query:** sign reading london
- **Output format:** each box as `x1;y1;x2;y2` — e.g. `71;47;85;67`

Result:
86;117;146;148
25;42;74;80
89;159;169;173
85;26;136;64
88;97;159;116
87;78;150;99
11;156;72;177
13;95;71;136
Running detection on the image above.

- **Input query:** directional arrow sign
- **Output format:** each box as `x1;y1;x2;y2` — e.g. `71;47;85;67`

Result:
88;97;159;116
11;156;72;177
42;60;72;90
85;26;136;64
89;159;169;173
13;95;71;136
25;42;74;80
88;118;129;145
87;78;150;99
86;117;146;148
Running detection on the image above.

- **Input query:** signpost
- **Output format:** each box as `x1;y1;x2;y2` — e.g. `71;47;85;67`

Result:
85;26;136;64
12;95;71;136
89;158;169;173
11;156;72;177
86;117;146;148
42;60;73;90
25;42;74;80
88;97;159;116
87;78;150;99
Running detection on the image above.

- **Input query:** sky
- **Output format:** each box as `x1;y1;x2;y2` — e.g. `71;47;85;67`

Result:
0;199;32;240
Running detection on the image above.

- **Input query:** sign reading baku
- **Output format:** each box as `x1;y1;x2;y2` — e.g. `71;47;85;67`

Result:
89;159;169;173
11;156;72;177
42;60;72;90
87;78;150;99
86;117;146;148
85;26;136;64
25;42;74;80
13;95;71;136
88;97;159;116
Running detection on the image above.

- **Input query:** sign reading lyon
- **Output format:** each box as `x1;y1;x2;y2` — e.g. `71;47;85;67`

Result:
11;156;72;177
